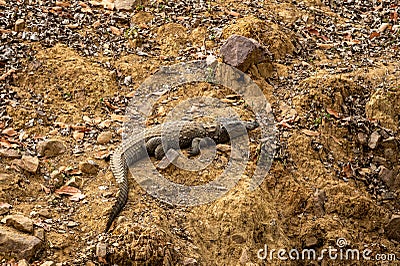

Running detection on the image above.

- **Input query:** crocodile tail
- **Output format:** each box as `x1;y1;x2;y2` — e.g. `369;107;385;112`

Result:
105;152;129;233
104;177;128;232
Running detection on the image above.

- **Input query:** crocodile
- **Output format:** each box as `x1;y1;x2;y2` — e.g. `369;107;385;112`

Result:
105;119;259;232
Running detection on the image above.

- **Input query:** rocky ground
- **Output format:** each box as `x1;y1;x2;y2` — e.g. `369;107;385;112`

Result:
0;0;399;265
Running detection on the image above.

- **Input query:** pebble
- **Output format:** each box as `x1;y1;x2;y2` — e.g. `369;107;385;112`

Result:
34;227;45;241
13;155;39;173
37;139;66;157
97;131;112;144
183;257;198;266
2;214;34;233
67;221;78;227
79;160;99;175
18;259;29;266
37;208;51;218
0;148;21;158
40;261;55;266
96;242;107;258
123;75;132;85
14;19;25;32
368;131;381;149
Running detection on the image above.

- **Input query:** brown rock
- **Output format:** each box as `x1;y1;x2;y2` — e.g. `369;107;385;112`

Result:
2;214;34;233
96;242;107;258
97;131;112;144
378;166;395;189
18;259;29;266
0;227;43;260
231;234;246;244
182;257;198;266
0;0;7;7
14;19;25;32
304;235;318;248
40;261;55;266
115;0;148;10
13;156;39;173
385;215;400;241
34;227;45;241
0;148;21;159
79;160;99;175
220;34;269;72
357;132;368;145
37;139;66;157
368;131;381;149
37;209;51;219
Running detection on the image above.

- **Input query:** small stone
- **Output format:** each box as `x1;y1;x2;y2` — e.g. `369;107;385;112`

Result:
357;132;368;145
96;242;107;258
110;26;121;35
0;203;12;215
79;160;99;175
2;214;34;233
0;149;21;159
14;19;25;32
304;235;318;248
40;261;55;266
13;156;39;173
183;257;198;266
0;227;43;260
34;227;45;241
37;208;51;218
220;34;269;72
67;221;78;227
0;0;7;7
378;166;394;186
123;75;132;85
18;259;29;266
73;131;84;141
86;261;96;266
231;234;246;244
114;0;143;10
239;248;249;264
97;131;112;144
37;139;66;157
385;215;400;242
368;131;381;149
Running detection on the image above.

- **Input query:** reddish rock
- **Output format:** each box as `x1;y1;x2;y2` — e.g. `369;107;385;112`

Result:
220;34;269;72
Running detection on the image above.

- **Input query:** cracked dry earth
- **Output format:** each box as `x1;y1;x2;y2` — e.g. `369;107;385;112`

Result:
0;0;399;265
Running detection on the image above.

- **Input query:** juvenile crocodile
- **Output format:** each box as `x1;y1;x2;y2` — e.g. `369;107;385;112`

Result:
105;119;258;232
